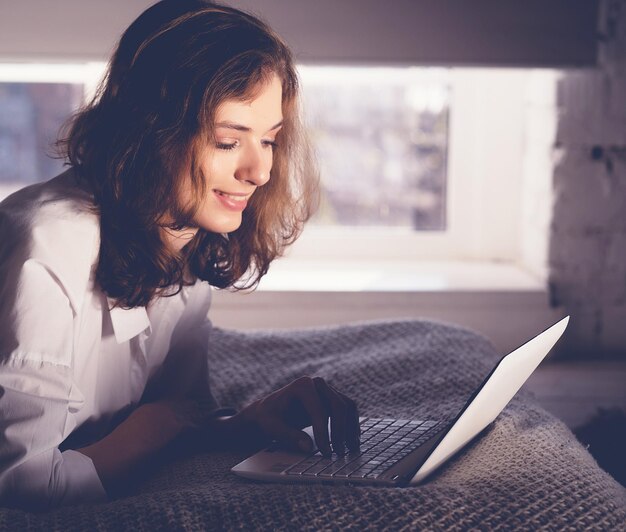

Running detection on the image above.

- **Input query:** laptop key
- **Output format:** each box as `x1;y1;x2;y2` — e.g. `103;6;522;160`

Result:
301;457;335;476
317;457;359;477
347;466;376;478
334;455;378;476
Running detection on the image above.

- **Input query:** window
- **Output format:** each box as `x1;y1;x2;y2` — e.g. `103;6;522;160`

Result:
0;63;102;199
299;67;449;231
286;67;560;266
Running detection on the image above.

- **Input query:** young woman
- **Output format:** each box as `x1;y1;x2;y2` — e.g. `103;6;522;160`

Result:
0;0;359;510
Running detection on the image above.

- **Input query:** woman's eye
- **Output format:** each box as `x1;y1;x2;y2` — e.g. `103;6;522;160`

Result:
262;140;278;149
216;141;238;151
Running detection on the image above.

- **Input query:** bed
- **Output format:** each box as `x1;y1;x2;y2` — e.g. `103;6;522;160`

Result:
2;319;625;530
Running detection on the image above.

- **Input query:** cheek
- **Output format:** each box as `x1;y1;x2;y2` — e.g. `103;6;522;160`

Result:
265;150;276;172
198;158;223;192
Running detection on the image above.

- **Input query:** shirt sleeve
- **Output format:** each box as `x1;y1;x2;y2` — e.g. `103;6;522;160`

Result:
0;259;107;510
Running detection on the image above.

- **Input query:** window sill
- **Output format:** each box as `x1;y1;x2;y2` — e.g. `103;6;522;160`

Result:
254;259;545;292
210;259;564;355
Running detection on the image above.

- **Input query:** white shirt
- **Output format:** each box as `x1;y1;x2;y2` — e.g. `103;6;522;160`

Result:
0;170;214;510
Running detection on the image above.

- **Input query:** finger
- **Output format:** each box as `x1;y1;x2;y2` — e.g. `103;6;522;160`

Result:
328;384;361;452
313;377;347;455
290;377;332;457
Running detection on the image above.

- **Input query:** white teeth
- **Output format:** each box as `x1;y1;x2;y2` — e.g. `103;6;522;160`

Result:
218;191;248;202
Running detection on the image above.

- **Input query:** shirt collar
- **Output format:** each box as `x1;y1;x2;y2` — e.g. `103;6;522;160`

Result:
107;298;152;343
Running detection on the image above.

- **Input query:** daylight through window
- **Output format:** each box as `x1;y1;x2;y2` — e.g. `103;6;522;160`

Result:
299;67;449;231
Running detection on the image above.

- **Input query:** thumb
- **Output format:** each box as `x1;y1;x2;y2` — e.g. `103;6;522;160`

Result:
295;431;315;453
265;418;315;453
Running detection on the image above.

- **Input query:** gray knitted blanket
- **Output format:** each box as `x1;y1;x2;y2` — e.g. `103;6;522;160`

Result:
2;319;625;530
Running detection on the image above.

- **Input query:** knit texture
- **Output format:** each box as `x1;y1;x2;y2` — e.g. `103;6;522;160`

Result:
2;319;625;530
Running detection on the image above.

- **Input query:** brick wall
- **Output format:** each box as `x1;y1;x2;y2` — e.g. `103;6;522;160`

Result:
549;0;626;359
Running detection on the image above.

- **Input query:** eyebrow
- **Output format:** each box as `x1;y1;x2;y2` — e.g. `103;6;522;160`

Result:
215;120;283;133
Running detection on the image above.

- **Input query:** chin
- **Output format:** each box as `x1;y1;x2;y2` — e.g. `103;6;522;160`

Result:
198;214;243;234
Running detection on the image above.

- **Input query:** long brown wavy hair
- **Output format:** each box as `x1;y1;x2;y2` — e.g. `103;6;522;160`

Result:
58;0;318;308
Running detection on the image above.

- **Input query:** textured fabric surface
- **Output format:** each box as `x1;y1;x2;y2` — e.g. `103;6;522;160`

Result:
1;319;625;531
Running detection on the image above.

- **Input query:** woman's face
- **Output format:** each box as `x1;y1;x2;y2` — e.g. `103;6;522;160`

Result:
168;73;283;250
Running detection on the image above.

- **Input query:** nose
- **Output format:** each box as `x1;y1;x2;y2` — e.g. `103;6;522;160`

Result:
235;144;271;187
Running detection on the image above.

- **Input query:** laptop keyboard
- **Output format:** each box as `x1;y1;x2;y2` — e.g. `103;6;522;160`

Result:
284;417;449;480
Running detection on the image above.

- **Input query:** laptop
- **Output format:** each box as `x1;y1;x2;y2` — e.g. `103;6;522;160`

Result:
232;316;569;486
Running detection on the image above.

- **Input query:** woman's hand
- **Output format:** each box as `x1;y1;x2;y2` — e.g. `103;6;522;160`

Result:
232;376;360;457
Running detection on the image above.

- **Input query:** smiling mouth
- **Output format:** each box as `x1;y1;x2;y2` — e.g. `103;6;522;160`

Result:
213;189;252;212
215;190;252;202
